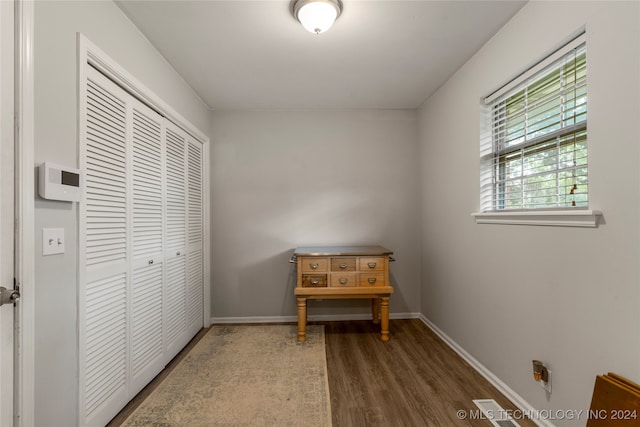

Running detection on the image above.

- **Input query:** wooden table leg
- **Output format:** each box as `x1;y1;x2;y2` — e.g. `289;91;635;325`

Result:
297;297;307;342
380;296;390;342
371;298;380;324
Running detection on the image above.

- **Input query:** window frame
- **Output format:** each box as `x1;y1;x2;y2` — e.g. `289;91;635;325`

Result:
473;32;601;227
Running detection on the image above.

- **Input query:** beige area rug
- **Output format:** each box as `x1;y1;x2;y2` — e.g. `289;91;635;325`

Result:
122;324;331;427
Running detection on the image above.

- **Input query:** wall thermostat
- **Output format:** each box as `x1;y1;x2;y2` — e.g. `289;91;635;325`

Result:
38;162;83;202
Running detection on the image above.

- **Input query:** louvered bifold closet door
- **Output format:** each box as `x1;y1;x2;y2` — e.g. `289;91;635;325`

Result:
80;66;130;427
129;98;165;396
81;63;205;426
186;137;203;337
164;122;190;361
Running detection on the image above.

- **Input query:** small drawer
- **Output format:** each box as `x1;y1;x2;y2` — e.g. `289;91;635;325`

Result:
359;257;385;272
330;272;357;287
300;257;328;272
331;258;356;271
302;274;327;287
359;273;385;287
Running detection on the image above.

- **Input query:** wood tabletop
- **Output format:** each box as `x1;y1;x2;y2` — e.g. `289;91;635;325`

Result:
294;245;393;256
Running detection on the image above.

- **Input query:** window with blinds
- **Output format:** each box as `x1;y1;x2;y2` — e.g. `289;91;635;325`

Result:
480;34;587;212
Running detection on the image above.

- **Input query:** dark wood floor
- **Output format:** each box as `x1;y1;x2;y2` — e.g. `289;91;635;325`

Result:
109;319;535;427
320;319;535;427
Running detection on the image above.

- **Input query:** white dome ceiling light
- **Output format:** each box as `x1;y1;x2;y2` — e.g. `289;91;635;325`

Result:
293;0;343;35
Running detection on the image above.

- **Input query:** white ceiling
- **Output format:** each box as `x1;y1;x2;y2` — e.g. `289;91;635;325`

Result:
116;0;526;110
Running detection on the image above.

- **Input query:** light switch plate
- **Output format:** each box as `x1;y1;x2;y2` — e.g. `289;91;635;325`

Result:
43;228;65;255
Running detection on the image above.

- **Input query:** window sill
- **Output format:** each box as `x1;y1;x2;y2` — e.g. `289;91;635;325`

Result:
471;210;602;227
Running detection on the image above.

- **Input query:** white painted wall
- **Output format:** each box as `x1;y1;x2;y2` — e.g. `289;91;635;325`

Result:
210;110;421;319
418;2;640;426
33;1;209;425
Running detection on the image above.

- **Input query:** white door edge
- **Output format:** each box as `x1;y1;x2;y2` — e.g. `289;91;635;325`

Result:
1;0;16;424
14;0;36;426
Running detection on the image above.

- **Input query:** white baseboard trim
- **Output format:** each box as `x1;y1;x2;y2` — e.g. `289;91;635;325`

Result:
418;314;553;427
210;312;421;324
211;315;296;324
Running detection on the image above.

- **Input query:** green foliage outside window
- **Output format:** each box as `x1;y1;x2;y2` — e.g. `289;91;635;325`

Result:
493;48;587;210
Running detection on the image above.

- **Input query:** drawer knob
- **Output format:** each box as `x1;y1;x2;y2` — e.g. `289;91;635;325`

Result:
148;260;154;265
339;263;348;269
310;263;319;270
311;279;320;285
368;278;377;284
339;278;348;284
368;262;377;268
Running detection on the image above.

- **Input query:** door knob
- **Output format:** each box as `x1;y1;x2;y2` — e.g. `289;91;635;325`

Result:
0;286;20;306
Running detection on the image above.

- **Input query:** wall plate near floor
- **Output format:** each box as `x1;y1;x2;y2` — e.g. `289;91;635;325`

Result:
473;399;521;427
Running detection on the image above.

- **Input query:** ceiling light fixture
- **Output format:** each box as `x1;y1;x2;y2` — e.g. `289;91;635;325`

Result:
293;0;342;35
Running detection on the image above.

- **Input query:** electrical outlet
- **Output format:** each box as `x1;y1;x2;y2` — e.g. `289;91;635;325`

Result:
532;360;552;394
43;228;65;255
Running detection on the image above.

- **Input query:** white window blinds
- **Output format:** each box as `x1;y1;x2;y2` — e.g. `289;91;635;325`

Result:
480;34;587;212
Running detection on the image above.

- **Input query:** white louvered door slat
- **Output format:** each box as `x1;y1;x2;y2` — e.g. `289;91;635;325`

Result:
81;66;129;427
165;127;187;251
186;249;203;334
164;123;188;361
186;139;203;336
84;274;127;416
130;99;165;395
85;79;127;269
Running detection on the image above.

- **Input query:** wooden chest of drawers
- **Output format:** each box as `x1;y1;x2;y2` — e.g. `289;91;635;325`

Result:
293;245;394;342
299;254;388;288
